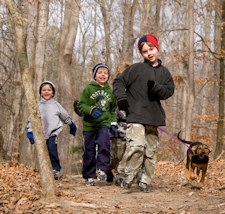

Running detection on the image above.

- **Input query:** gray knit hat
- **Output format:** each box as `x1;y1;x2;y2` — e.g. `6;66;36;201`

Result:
92;63;110;79
39;81;55;96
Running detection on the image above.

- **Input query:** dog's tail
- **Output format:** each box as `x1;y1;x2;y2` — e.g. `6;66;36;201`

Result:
177;131;192;145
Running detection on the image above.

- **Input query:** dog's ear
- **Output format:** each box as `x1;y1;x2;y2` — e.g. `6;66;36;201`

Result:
208;147;213;153
191;145;198;153
203;145;213;154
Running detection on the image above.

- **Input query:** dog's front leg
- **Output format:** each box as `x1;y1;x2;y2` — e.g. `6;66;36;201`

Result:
186;156;191;179
199;166;207;187
190;164;196;180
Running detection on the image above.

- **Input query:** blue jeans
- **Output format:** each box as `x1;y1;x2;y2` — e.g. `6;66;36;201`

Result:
46;135;61;171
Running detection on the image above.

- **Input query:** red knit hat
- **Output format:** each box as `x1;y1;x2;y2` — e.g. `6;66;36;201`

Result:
138;34;159;51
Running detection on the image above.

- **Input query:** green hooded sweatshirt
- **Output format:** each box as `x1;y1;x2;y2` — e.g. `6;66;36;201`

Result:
78;81;117;131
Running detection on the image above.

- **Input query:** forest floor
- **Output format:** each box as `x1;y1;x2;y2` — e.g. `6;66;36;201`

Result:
0;159;224;214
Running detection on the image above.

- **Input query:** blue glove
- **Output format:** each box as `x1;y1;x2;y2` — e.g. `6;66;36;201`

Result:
91;107;102;119
27;131;35;144
70;122;77;136
111;125;118;138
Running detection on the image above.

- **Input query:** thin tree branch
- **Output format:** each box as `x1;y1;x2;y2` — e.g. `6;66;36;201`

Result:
194;31;221;60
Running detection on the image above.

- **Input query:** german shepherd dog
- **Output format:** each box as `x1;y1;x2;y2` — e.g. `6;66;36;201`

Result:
177;131;212;187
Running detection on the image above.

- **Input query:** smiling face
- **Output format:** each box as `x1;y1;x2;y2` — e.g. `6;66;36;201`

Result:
95;67;109;85
141;43;158;67
40;84;54;100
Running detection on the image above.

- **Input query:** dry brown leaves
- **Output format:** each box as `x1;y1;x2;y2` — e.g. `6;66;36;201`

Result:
155;159;225;191
0;160;41;213
0;159;224;213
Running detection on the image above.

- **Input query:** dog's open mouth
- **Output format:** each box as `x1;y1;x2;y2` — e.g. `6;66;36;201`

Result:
192;153;208;160
199;154;207;159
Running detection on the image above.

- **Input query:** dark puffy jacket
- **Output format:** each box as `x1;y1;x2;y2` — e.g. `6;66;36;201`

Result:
113;59;174;126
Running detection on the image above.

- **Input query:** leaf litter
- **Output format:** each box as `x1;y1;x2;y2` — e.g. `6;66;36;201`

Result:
0;159;224;213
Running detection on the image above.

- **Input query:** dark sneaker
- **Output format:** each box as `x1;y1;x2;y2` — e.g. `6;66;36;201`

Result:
121;180;132;189
53;170;60;180
86;178;95;186
106;171;114;183
97;169;107;181
115;177;123;186
139;182;150;193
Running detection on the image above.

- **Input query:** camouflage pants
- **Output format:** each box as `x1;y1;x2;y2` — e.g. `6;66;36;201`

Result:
110;137;126;173
124;123;159;185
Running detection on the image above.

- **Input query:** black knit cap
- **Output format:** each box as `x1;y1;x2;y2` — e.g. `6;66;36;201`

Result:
39;81;55;96
92;63;110;79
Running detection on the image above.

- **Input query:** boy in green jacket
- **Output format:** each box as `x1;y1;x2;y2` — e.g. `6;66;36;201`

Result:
78;63;117;186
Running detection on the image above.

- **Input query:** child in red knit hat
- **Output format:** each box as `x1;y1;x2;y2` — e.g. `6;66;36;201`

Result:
113;34;175;192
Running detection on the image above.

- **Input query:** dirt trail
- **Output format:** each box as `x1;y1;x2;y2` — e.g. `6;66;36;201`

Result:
0;160;224;213
56;160;225;214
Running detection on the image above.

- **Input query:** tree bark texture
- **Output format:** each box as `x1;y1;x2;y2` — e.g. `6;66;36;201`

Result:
121;0;138;63
58;0;81;174
26;0;38;83
139;1;154;35
34;0;49;98
5;0;56;200
214;0;225;159
185;0;195;141
198;4;213;136
99;0;114;67
154;0;161;37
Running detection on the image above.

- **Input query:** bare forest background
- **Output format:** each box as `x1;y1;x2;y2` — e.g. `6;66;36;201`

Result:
0;0;224;177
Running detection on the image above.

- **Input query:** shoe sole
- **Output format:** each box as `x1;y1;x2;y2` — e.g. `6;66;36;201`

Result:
139;189;150;193
97;177;107;181
121;182;131;189
86;183;95;186
97;174;107;181
139;187;150;193
86;181;95;186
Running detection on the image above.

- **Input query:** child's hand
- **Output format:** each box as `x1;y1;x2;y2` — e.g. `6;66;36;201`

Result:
147;80;155;91
69;122;77;136
27;132;35;144
73;100;83;117
110;125;118;138
91;107;102;118
117;100;129;113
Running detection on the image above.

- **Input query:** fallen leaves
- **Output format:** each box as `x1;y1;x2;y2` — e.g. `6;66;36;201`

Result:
0;160;41;213
0;159;224;213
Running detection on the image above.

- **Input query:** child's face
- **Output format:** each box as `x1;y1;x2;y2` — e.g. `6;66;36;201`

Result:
95;67;109;85
41;84;53;100
141;43;158;66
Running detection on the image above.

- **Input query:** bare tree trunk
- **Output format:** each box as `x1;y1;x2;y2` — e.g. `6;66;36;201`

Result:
0;127;9;161
34;0;49;98
6;72;23;158
199;3;213;135
120;0;138;63
179;0;189;160
154;0;161;37
214;0;225;159
58;0;81;174
185;0;195;141
180;85;187;161
26;0;39;169
26;0;38;81
139;1;154;35
92;7;97;64
213;0;222;114
98;0;114;67
5;0;56;200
